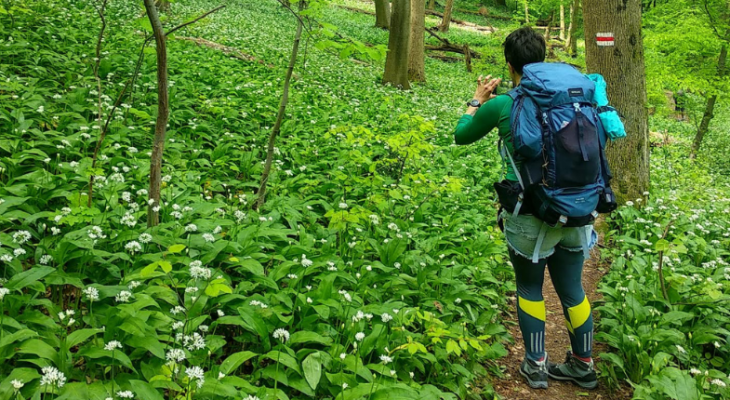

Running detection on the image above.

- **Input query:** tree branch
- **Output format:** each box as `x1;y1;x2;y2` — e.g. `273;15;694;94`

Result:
164;5;226;37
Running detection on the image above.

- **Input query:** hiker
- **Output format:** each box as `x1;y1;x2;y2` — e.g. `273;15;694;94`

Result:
453;27;616;390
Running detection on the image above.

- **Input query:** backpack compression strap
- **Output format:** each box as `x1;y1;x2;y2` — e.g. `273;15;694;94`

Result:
499;140;525;217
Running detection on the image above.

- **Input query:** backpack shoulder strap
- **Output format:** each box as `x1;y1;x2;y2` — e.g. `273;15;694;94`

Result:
506;87;521;101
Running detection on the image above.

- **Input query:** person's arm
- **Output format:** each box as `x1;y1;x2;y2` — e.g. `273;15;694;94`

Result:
454;76;502;145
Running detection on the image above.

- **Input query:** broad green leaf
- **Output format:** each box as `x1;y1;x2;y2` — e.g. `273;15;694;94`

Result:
302;352;322;390
264;351;302;375
167;244;185;254
0;328;38;348
289;331;332;346
66;328;102;348
220;351;257;375
130;380;165;400
5;266;55;291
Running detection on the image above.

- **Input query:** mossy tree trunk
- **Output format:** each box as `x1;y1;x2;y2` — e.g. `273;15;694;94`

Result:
567;0;580;56
383;0;411;89
375;0;391;29
438;0;453;32
691;44;727;158
143;0;169;227
583;0;650;203
409;0;426;82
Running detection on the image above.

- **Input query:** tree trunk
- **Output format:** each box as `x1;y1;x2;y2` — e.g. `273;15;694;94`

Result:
560;2;566;40
409;0;426;82
567;0;579;57
438;0;453;32
691;44;727;158
524;0;530;24
428;0;435;10
583;0;650;203
375;0;391;29
143;0;169;227
155;0;170;12
256;1;306;210
383;0;411;89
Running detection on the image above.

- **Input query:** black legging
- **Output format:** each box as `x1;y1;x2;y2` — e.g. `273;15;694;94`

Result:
509;247;594;361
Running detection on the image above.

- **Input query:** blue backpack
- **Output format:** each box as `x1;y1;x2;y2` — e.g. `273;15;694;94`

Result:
503;63;616;229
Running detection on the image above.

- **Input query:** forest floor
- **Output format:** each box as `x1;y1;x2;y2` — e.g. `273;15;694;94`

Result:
492;227;634;400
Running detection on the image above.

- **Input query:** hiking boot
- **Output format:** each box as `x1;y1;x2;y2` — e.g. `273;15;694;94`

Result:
548;351;598;389
519;355;548;389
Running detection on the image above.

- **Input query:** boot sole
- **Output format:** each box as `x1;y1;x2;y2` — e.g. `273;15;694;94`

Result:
547;372;598;390
519;368;548;389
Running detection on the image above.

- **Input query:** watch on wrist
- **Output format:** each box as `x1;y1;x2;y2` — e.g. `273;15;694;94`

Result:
467;99;481;108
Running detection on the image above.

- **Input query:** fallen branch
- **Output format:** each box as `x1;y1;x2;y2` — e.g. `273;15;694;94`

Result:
427;54;462;62
176;36;275;67
426;9;495;32
425;28;481;58
336;4;376;15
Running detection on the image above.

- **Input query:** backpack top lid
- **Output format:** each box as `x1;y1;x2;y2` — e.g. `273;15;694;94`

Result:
519;63;596;109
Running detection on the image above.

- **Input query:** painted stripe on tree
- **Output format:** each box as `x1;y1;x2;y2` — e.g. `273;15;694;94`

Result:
597;32;614;47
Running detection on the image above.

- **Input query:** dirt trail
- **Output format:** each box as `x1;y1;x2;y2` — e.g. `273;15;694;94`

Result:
492;232;634;400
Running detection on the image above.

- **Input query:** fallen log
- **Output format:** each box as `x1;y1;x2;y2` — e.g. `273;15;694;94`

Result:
425;27;481;59
336;4;376;16
426;44;481;58
428;54;463;62
425;9;495;32
176;36;276;68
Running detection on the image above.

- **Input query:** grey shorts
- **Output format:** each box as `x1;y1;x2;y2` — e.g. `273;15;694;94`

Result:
500;210;597;263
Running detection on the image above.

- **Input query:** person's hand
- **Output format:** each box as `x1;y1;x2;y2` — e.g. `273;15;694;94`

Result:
473;75;501;104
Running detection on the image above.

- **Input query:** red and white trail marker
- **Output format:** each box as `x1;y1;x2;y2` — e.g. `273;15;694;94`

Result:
597;32;615;47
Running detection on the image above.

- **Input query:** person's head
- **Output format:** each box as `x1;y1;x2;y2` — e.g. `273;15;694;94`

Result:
503;27;546;84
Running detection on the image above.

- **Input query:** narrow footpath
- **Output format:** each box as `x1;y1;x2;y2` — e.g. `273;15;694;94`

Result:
493;230;634;400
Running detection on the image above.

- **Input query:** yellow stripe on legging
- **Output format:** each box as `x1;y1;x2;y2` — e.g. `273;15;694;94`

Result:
518;297;546;322
567;296;591;334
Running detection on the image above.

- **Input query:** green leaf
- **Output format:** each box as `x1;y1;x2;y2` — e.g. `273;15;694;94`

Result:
158;260;172;273
264;351;302;375
445;339;461;356
0;328;38;348
654;239;671;252
17;339;59;364
220;351;257;375
130;380;165;400
5;266;55;291
66;328;102;348
289;331;333;346
167;244;185;254
302;352;322;390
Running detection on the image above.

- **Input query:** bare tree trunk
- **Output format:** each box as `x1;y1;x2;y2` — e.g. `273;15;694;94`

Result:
438;0;453;32
375;0;391;29
524;0;530;24
691;44;727;158
143;0;169;227
428;0;436;10
409;0;426;82
560;2;566;40
584;0;650;203
383;0;411;89
567;0;579;57
255;1;306;210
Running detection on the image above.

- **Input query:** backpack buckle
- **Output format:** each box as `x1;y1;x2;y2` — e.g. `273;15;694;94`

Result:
558;215;568;226
591;210;599;219
574;103;581;112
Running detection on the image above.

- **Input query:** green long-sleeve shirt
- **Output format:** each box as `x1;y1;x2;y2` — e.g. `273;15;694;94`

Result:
454;94;520;182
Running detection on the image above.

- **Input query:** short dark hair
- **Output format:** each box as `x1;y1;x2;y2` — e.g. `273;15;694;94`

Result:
503;27;546;75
